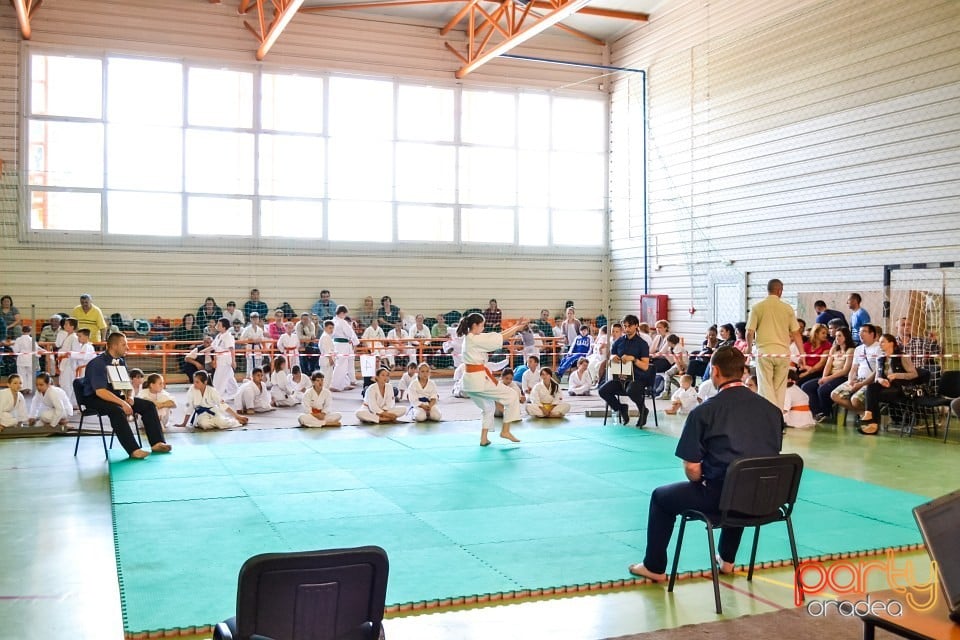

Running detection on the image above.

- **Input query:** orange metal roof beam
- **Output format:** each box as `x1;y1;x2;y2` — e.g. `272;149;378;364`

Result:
526;1;647;20
256;0;306;60
454;0;594;78
302;0;461;12
12;0;42;40
440;0;481;35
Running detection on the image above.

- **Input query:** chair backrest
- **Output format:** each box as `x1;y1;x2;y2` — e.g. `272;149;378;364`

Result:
233;546;389;640
73;379;94;415
718;454;803;527
940;370;960;398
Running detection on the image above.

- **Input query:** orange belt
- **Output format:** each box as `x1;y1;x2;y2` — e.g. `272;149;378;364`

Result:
791;405;810;411
465;363;497;384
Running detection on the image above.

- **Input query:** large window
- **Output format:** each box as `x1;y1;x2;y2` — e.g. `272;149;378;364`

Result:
25;52;606;247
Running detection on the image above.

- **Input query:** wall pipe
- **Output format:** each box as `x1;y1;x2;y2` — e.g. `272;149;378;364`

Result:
498;53;649;295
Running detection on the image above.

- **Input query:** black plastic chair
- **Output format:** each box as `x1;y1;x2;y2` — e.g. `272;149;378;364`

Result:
915;369;960;443
667;453;804;614
602;376;658;428
73;379;113;459
214;546;389;640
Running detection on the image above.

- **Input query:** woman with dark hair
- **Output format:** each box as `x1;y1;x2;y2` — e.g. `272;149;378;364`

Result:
733;322;749;353
802;326;855;421
718;323;736;348
195;297;222;327
859;333;918;435
457;312;528;446
0;295;22;339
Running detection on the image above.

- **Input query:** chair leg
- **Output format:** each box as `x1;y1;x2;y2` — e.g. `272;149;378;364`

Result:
667;517;687;592
99;416;110;460
785;516;803;602
747;526;760;581
649;390;659;427
73;414;84;456
944;411;953;444
603;402;609;426
704;521;722;614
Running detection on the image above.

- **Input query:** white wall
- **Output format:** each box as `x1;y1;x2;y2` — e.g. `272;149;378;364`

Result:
0;0;607;323
608;0;960;343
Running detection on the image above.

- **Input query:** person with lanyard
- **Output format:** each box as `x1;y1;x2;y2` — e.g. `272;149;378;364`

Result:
627;346;784;582
598;314;653;427
456;312;528;446
80;332;170;459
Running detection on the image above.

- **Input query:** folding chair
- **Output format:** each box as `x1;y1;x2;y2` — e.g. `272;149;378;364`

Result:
667;453;804;614
214;546;389;640
73;379;113;459
602;377;658;428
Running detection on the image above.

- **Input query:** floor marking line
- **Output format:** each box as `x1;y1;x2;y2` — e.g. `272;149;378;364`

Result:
717;579;788;611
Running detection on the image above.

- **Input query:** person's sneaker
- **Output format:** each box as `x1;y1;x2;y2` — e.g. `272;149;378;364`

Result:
618;406;630;424
659;391;671;401
814;413;829;423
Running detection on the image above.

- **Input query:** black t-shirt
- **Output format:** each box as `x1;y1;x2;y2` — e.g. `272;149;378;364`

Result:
82;351;123;400
610;333;650;382
675;385;784;484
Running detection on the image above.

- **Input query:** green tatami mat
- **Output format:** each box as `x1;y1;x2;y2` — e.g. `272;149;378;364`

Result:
109;425;927;635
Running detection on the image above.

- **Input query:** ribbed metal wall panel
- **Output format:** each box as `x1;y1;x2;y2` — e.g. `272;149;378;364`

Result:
0;0;606;322
607;0;960;342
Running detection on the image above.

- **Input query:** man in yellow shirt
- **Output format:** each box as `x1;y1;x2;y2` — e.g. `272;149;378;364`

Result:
745;279;804;409
71;294;108;344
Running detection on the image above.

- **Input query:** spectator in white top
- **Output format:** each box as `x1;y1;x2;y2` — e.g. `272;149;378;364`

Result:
298;371;342;427
407;363;442;422
29;372;73;428
222;301;244;326
356;368;406;424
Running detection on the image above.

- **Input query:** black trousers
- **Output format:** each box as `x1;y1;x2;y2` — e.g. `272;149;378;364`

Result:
863;382;904;418
599;378;648;413
643;480;745;574
83;394;166;454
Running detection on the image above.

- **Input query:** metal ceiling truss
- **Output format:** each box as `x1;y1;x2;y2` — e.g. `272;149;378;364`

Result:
210;0;649;78
12;0;42;40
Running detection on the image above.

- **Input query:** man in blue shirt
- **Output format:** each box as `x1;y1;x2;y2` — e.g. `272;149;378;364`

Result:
81;332;170;459
813;300;846;328
310;289;337;321
598;314;653;427
627;347;784;582
847;293;871;345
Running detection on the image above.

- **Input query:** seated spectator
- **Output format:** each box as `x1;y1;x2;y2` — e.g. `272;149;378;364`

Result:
377;296;401;332
310;289;337;321
356;367;406;424
357;296;377;330
797;322;830;385
657;334;688;399
858;333;918;435
276;321;301;372
409;314;431;361
202;317;219;339
803;326;855;422
28;372;73;428
526;367;570;418
797;318;809;341
1;295;22;339
179;371;247;429
495;368;524;417
295;313;318;375
567;357;593;396
239;312;267;376
697;376;718;403
407;363;442;422
664;374;697;415
137;373;176;428
386;324;416;369
243;288;269;321
196;297;222;328
830;325;882;419
0;374;28;428
895;316;941;382
587;324;610;385
229;318;244;341
270;356;300;407
128;368;145;399
172;313;203;368
298;371;342;427
223;300;244;326
826;317;846;341
557;324;592;378
39;314;61;344
237;368;274;414
267;309;285;341
733;322;749;354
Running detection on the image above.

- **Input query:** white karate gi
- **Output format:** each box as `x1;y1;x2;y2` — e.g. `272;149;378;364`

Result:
568;368;593;396
290;373;310;395
318;331;336;383
521;367;541;397
783;384;815;428
331;316;359;391
237;380;274;413
211;331;238;399
386;327;416;368
185;386;239;430
526;382;570;417
406;377;442;422
0;388;28;428
443;330;463;368
356;382;406;424
57;333;80;406
670;387;699;415
397;371;416;400
240;324;266;373
588;333;609;381
361;325;385;360
29;385;73;427
494;381;523;417
697;379;718;403
451;364;468;398
462;332;521;430
14;335;37;392
137;388;175;427
276;332;301;372
270;369;301;407
298;387;342;427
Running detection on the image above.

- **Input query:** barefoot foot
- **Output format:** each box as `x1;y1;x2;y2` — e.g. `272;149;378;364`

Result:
500;430;520;443
628;563;667;582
